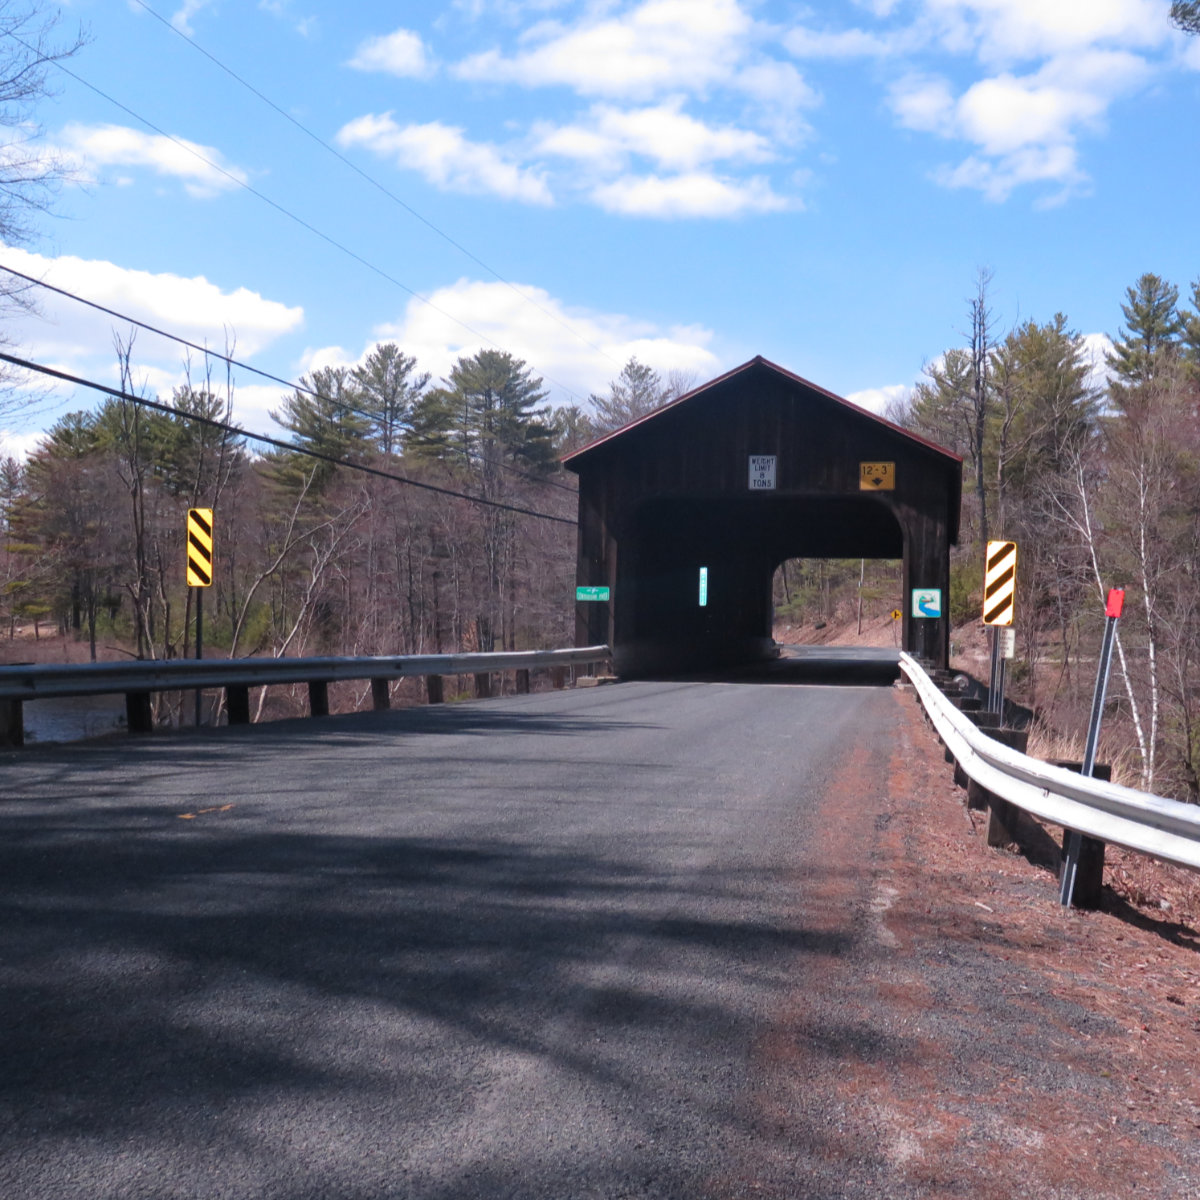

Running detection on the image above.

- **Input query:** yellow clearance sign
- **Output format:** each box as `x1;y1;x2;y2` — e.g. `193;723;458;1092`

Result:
186;508;214;587
859;462;895;490
983;539;1016;626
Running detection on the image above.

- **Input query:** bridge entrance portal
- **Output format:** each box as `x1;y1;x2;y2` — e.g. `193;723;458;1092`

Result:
563;357;962;675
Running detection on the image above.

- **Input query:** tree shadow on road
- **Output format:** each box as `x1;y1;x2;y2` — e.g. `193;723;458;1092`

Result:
0;780;907;1198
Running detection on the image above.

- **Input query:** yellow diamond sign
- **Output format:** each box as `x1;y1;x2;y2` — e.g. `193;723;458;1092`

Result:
859;462;895;490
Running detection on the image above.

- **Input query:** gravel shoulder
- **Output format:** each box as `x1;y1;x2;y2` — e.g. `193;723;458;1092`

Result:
744;685;1200;1199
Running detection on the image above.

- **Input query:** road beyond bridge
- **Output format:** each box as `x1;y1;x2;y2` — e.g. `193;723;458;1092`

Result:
2;674;1198;1197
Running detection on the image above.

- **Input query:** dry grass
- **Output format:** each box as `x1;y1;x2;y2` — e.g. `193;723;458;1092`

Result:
1025;718;1142;789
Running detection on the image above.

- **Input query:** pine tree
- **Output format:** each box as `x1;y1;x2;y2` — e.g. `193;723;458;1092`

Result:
990;314;1097;498
410;349;554;480
352;342;429;457
1106;273;1184;403
269;365;371;489
588;357;672;434
1172;1;1200;34
1182;279;1200;378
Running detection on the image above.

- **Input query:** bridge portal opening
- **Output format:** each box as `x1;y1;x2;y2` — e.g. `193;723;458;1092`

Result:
612;494;906;674
772;557;904;649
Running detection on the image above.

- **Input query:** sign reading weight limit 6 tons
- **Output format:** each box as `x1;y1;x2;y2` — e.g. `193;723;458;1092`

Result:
186;508;214;587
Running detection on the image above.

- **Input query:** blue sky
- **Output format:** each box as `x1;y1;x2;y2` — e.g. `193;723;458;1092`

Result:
1;0;1198;457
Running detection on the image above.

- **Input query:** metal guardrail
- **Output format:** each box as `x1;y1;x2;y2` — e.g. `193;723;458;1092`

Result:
0;645;613;746
900;652;1200;873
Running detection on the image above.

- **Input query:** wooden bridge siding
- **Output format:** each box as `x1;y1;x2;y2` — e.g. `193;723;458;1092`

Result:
570;362;958;671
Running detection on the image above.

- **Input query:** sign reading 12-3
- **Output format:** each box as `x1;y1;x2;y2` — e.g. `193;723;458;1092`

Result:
911;588;943;619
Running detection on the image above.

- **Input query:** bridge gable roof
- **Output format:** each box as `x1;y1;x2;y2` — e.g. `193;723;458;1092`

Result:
562;355;962;470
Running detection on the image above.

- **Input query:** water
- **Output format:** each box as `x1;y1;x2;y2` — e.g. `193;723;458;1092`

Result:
21;694;127;744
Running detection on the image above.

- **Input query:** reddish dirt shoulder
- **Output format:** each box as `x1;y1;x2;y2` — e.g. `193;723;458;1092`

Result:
750;686;1200;1199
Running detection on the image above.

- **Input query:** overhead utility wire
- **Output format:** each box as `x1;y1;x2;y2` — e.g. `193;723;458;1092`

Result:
9;33;590;407
0;350;576;526
129;0;623;372
0;261;579;497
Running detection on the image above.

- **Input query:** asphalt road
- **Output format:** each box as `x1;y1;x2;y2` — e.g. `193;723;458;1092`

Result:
0;675;902;1199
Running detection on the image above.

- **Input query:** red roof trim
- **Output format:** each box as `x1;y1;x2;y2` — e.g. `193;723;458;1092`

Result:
561;355;963;467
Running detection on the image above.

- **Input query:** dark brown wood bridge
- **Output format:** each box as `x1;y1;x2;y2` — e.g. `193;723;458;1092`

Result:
564;356;962;675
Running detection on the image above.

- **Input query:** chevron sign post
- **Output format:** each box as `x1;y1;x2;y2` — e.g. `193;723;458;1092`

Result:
186;508;213;726
983;540;1017;715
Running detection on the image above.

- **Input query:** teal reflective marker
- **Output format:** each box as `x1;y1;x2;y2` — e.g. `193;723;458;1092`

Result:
699;566;708;607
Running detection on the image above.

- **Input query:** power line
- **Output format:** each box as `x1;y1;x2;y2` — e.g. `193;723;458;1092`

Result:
0;350;577;526
0;260;580;496
6;31;593;407
128;0;623;373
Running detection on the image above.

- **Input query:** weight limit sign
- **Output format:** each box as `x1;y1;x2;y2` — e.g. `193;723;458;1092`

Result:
983;539;1016;626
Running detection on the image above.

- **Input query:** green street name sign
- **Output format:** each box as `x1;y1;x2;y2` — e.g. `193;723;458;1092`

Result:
576;586;611;602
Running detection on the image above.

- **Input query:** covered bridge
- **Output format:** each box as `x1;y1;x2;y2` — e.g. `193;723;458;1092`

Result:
563;356;962;675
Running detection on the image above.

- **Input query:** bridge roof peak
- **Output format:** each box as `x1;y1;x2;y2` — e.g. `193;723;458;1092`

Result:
562;355;962;469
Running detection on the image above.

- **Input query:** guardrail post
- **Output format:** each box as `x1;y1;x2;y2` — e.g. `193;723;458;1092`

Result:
986;796;1020;847
551;666;567;689
308;680;329;718
226;685;250;725
126;691;153;734
371;678;390;711
970;727;1029;816
474;672;492;699
516;668;530;695
0;697;23;747
426;676;444;704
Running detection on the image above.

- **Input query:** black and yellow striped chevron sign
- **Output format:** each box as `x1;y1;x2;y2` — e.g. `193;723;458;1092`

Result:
186;508;214;588
983;539;1016;626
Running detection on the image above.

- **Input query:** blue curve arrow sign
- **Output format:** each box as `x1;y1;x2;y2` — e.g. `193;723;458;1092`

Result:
912;589;943;619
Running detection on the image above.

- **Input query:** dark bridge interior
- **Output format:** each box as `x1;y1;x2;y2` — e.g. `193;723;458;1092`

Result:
564;357;962;677
624;495;904;671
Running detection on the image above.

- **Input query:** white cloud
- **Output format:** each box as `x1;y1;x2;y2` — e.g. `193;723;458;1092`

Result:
888;32;1156;201
0;247;304;437
1081;331;1115;392
590;171;790;218
846;383;911;416
533;99;774;173
0;428;45;461
347;28;434;78
54;123;249;198
934;145;1085;204
727;60;819;141
312;278;720;407
455;0;756;99
336;114;553;204
924;0;1171;64
890;75;957;134
170;0;209;36
783;26;902;58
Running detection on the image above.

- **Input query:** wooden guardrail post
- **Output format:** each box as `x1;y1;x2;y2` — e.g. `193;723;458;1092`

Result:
308;680;329;717
515;668;530;695
126;691;153;734
551;666;567;689
226;685;250;725
0;697;23;747
426;676;444;704
474;672;492;698
371;678;390;710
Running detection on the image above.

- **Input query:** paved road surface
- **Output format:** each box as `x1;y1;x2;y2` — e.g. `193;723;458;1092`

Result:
0;676;901;1198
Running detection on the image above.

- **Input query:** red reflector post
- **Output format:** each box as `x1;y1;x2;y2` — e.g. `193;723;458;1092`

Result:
1106;588;1125;619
